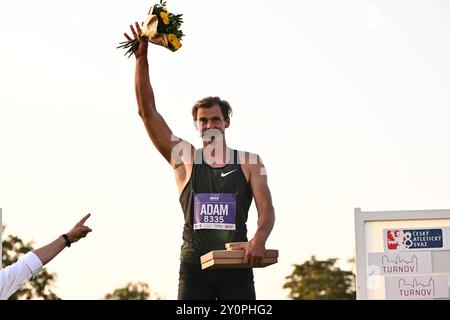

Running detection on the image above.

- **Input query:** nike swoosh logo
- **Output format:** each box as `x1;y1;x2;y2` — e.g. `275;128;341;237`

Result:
221;169;237;178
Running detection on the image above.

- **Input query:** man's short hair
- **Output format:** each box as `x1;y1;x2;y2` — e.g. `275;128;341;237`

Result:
192;97;233;122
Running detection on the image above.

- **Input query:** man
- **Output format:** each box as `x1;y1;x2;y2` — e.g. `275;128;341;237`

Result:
0;214;92;300
124;23;275;300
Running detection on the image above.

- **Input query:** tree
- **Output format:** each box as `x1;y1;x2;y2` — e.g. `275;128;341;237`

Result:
283;255;356;300
104;281;164;300
1;226;60;300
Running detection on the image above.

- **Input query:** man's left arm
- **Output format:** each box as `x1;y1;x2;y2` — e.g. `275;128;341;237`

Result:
0;252;42;300
245;155;275;266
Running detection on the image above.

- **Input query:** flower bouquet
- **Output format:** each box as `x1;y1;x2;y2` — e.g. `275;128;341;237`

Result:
118;0;184;57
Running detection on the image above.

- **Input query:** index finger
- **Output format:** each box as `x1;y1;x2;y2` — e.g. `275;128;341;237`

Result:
230;244;246;250
124;33;132;41
77;213;91;226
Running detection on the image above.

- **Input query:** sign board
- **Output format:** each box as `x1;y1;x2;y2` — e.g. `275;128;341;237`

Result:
383;227;450;251
385;274;449;299
355;208;450;300
367;251;432;275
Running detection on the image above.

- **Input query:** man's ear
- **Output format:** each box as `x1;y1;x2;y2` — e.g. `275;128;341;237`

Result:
225;118;230;128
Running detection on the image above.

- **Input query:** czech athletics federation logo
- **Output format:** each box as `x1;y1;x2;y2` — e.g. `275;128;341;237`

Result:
385;228;443;250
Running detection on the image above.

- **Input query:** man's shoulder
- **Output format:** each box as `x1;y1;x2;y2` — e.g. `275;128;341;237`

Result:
236;150;260;166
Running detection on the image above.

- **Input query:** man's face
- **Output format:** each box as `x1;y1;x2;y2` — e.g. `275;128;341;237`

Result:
196;105;229;140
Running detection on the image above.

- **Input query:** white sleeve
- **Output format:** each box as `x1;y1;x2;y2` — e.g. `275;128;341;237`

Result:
0;252;43;300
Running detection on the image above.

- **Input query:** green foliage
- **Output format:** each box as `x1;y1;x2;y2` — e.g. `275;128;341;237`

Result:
117;1;184;57
104;281;164;300
153;2;184;39
283;255;356;300
2;227;60;300
117;39;140;58
166;13;184;39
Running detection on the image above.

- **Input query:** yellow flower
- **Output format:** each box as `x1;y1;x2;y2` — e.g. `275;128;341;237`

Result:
168;34;181;50
159;11;170;25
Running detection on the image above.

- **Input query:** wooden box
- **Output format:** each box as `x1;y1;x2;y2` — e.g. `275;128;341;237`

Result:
200;243;279;270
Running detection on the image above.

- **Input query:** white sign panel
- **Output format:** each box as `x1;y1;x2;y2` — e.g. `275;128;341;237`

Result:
368;251;432;275
383;227;450;251
385;274;449;299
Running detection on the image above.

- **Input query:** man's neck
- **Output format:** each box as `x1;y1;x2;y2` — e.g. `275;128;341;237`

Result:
202;142;231;167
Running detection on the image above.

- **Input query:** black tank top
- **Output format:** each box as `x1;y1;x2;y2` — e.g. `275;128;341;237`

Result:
178;149;253;263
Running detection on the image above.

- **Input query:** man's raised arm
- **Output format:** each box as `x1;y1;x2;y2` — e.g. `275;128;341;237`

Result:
125;22;191;166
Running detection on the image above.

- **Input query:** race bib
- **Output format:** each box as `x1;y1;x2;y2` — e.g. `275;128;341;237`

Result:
193;193;236;230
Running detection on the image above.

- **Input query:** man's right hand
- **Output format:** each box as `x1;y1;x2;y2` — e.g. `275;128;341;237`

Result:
124;22;148;59
66;213;92;244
